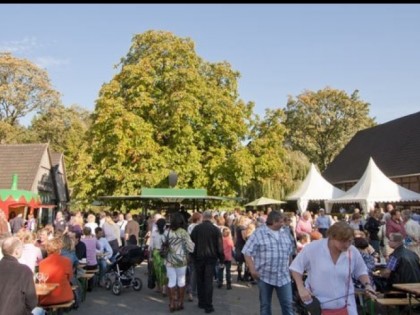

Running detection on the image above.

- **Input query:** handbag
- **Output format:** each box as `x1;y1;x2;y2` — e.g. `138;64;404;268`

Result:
322;306;348;315
321;251;351;315
159;230;170;259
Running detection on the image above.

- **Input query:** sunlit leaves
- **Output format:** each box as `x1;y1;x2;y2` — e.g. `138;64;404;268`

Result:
0;52;60;125
284;87;375;171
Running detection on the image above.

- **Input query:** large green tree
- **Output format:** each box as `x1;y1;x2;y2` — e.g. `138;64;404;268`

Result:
284;87;375;171
0;52;60;126
28;104;92;206
29;104;91;153
86;30;253;200
245;109;309;201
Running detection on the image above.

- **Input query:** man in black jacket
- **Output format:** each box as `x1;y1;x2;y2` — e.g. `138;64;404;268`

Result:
379;232;420;291
190;210;224;314
0;236;45;315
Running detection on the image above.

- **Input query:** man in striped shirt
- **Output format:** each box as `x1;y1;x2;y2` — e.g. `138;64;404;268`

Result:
242;210;294;315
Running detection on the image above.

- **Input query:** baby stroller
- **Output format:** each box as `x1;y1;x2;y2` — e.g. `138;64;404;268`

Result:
104;244;146;295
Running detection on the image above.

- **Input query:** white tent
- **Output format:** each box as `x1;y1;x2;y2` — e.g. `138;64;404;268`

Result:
245;197;286;207
286;163;345;213
326;157;420;212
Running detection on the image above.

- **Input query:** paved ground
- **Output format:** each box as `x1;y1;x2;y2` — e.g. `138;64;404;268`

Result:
74;262;282;315
70;263;420;315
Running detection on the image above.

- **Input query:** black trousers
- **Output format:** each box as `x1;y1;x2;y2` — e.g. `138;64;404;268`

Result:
195;259;217;309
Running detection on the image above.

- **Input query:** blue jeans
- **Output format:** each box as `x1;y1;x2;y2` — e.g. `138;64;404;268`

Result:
217;261;232;285
258;279;294;315
32;307;45;315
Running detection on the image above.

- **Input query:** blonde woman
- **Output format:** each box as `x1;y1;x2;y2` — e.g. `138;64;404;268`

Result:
38;237;74;307
102;213;120;255
17;230;43;273
84;214;98;236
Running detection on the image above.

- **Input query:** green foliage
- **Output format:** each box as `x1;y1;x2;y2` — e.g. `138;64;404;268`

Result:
86;30;253;203
29;104;91;152
0;121;31;144
284;87;375;171
1;37;376;210
244;109;310;201
0;52;60;125
28;104;93;207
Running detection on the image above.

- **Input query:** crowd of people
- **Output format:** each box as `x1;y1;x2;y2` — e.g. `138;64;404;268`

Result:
0;208;143;315
0;203;419;315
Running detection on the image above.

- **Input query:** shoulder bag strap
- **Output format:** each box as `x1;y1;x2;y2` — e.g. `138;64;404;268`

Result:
345;250;352;305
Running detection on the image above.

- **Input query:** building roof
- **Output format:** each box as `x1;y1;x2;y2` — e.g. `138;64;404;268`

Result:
327;157;420;207
323;111;420;184
0;143;48;191
50;152;62;167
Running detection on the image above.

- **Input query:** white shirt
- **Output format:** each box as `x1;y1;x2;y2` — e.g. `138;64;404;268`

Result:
289;239;368;315
19;243;43;273
117;219;128;238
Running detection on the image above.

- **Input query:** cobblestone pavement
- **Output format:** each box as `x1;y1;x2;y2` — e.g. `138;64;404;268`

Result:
74;262;282;315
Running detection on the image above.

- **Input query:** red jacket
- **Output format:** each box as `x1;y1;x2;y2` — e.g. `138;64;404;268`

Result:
39;253;73;306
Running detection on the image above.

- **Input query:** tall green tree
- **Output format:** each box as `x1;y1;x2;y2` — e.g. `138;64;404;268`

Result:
29;104;91;153
284;87;375;171
0;52;60;126
28;104;92;206
87;30;253;200
245;109;309;201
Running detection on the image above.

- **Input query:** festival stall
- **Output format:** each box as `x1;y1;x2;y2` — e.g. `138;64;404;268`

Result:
0;174;41;219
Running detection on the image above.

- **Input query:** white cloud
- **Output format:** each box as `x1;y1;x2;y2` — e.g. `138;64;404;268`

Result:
34;56;70;69
0;37;39;53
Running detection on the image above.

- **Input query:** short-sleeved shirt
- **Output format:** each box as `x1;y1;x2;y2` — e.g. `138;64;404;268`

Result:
242;224;293;287
289;239;368;315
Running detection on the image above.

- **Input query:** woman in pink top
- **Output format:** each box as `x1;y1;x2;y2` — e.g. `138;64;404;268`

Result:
386;209;406;239
295;211;313;238
217;227;234;290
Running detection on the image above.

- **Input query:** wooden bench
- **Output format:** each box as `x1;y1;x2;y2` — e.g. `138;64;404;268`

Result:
78;273;95;301
376;297;420;315
43;300;74;315
354;288;375;315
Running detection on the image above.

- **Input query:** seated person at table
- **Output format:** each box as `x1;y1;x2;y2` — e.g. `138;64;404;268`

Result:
74;231;86;260
95;227;113;286
0;236;45;315
377;232;420;292
80;226;98;270
353;237;376;288
38;237;74;307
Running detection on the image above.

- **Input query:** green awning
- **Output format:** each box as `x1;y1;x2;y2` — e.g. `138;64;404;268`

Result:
141;188;207;203
98;188;240;203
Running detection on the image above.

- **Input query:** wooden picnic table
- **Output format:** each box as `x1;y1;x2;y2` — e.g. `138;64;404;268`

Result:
392;283;420;315
35;283;59;296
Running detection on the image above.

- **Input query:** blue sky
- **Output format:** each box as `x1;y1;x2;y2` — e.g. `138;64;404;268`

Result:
1;4;420;125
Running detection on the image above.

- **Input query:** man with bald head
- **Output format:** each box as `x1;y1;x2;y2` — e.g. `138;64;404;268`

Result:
0;236;45;315
125;213;140;245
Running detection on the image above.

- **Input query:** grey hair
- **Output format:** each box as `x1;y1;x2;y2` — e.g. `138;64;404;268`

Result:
389;232;404;243
203;210;213;220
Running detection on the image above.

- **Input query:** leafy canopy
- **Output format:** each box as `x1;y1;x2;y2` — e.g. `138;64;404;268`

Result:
284;87;375;171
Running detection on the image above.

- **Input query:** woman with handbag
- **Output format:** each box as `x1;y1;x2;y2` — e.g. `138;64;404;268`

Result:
165;212;195;312
290;221;377;315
